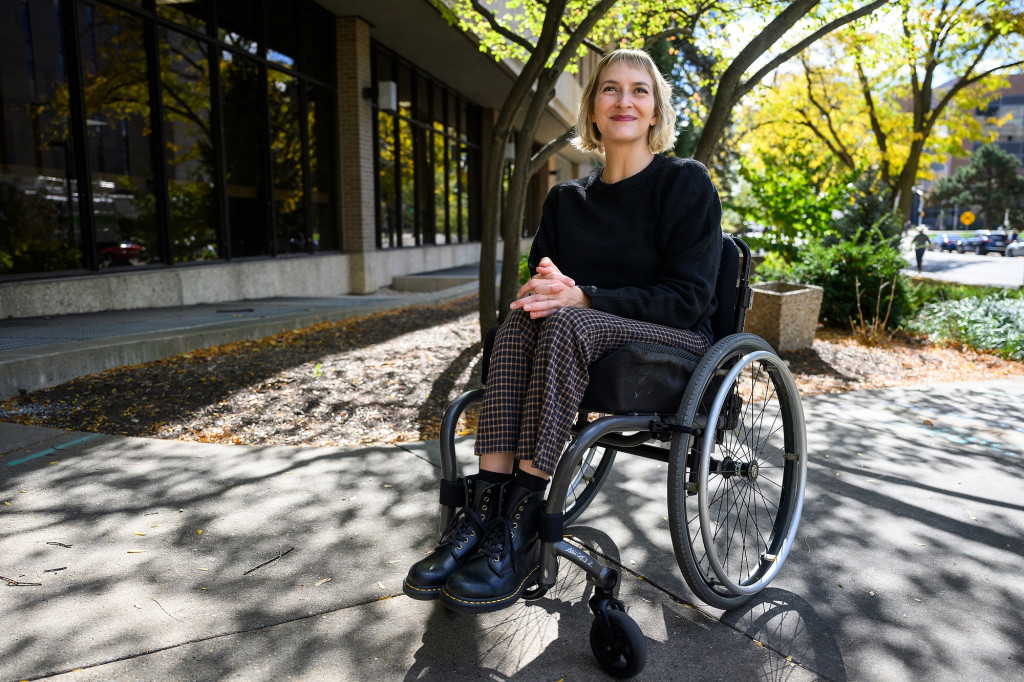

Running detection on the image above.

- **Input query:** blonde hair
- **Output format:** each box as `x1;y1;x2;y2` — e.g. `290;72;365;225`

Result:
572;49;677;154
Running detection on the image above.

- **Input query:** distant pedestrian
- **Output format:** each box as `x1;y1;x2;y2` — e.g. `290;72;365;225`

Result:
911;226;929;272
903;219;912;237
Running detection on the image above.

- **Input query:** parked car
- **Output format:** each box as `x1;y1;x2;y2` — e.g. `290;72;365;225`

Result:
929;233;958;252
1007;239;1024;257
99;242;145;266
956;230;1009;255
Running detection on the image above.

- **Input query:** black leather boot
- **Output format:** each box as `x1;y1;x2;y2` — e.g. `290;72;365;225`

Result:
403;476;507;600
439;483;545;614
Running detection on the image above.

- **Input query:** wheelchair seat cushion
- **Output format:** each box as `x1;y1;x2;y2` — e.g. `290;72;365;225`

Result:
579;342;699;414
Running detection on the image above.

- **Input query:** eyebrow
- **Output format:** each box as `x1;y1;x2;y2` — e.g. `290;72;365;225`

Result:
600;78;652;88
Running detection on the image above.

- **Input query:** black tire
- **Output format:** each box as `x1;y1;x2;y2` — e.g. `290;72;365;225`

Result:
667;334;807;610
589;609;647;679
976;244;985;255
561;443;616;526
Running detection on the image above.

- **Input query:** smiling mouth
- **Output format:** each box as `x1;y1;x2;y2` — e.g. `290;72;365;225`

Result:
611;115;636;121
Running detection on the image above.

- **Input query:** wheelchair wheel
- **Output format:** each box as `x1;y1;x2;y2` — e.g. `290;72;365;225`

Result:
561;443;616;526
667;334;807;610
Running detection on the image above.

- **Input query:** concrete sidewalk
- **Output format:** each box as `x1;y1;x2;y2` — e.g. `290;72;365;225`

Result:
3;378;1024;681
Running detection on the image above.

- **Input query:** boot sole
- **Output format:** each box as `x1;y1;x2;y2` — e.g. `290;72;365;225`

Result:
438;563;540;614
403;580;444;601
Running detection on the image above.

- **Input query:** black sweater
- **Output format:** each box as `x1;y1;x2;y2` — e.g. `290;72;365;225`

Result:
528;155;722;337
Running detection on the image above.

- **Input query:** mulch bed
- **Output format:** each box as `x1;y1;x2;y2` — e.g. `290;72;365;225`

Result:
2;294;1022;448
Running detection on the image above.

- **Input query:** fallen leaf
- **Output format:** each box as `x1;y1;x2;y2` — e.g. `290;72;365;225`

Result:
378;581;385;590
383;484;394;488
135;532;147;536
127;549;145;554
315;578;331;586
196;529;203;535
197;567;209;571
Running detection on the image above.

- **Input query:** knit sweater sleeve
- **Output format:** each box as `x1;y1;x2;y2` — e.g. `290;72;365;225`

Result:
580;160;722;333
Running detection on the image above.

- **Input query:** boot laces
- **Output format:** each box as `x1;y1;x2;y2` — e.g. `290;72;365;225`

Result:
479;516;518;570
441;478;494;548
442;507;485;549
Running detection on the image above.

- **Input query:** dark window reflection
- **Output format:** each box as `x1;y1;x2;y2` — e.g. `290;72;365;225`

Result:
2;0;338;280
1;0;82;275
77;5;155;267
373;44;480;249
160;28;218;262
269;68;304;253
221;50;268;257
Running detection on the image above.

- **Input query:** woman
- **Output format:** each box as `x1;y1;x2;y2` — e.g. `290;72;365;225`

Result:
404;48;722;614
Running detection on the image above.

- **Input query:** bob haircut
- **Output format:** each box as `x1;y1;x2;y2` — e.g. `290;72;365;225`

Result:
572;49;677;154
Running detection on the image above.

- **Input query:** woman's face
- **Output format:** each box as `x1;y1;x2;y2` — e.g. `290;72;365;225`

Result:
591;60;658;150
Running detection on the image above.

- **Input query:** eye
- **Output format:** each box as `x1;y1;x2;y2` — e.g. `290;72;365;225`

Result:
602;85;618;93
634;87;650;95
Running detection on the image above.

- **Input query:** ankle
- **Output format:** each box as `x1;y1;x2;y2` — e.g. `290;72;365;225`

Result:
512;469;549;494
475;469;513;486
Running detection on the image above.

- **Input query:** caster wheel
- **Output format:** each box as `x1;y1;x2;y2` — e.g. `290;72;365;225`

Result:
589;609;647;678
522;583;547;601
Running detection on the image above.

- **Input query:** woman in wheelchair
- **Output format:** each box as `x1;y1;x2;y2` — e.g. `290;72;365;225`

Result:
405;48;723;614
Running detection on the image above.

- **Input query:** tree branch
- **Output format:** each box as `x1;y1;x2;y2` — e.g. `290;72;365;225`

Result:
468;0;536;53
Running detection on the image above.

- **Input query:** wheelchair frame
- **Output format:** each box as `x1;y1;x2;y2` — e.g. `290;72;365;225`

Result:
434;236;808;678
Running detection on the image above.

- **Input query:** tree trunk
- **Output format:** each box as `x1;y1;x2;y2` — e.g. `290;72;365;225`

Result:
474;0;567;338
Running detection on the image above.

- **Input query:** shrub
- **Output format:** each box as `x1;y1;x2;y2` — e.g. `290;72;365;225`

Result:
754;227;911;329
910;295;1024;360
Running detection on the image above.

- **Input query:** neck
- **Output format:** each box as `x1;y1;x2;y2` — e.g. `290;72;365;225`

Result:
601;145;656;184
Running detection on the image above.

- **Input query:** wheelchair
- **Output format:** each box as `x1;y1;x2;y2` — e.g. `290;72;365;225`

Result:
434;235;808;678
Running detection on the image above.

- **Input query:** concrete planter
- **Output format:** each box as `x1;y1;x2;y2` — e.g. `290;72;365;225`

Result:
743;281;823;351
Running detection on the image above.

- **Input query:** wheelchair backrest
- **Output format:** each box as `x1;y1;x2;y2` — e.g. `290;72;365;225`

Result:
708;234;753;342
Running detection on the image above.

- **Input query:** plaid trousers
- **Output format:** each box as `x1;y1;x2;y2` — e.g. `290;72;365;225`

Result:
473;307;710;475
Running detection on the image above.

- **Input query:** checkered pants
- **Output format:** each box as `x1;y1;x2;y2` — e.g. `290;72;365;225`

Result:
473;307;710;475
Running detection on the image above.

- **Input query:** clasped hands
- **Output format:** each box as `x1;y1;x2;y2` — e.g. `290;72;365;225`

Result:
510;257;590;319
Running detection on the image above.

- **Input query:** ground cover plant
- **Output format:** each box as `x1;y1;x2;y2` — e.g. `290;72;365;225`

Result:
910;294;1024;361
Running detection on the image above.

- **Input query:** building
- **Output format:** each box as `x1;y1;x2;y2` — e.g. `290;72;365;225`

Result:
916;73;1024;230
0;0;592;318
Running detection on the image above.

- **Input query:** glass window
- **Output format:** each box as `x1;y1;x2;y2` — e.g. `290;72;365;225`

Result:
372;44;481;249
217;0;260;54
399;117;415;247
77;4;155;268
307;82;337;251
220;49;268;257
0;0;82;276
3;0;338;282
268;67;304;253
378;110;397;247
265;2;296;71
159;27;219;262
155;0;211;33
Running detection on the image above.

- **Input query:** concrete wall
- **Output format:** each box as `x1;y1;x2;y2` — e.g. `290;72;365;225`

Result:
0;239;532;319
